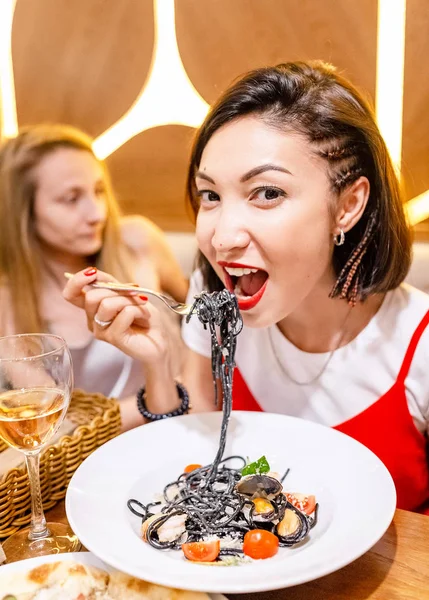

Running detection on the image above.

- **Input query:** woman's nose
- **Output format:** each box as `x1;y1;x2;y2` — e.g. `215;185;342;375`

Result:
211;207;250;253
85;195;106;223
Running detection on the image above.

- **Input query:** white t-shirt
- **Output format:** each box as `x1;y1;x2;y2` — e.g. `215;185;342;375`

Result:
182;272;429;436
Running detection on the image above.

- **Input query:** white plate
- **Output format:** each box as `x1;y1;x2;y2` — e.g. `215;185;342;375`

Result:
0;552;226;600
66;411;396;594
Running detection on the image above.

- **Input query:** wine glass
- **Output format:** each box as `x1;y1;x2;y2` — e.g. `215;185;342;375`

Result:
0;334;81;562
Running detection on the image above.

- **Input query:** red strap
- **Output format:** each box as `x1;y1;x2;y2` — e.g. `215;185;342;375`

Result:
232;368;263;411
397;310;429;383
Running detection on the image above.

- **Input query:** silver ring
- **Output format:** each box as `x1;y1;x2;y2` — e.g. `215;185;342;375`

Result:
94;315;113;329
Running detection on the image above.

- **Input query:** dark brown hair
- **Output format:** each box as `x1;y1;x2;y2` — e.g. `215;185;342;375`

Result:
186;61;412;303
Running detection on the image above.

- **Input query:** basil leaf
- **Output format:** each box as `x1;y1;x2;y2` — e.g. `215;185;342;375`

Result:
241;455;270;476
241;462;256;476
256;455;270;474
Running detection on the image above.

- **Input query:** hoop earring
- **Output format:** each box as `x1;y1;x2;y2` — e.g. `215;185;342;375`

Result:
333;229;345;246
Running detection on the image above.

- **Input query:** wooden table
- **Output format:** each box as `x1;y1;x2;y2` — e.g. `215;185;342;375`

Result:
43;503;429;599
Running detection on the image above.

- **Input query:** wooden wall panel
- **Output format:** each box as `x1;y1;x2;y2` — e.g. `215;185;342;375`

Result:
105;125;196;232
102;0;377;230
12;0;154;137
5;0;429;234
402;0;429;201
176;0;377;103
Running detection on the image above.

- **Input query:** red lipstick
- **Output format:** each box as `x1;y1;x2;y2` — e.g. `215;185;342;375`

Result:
218;262;269;311
218;261;260;269
236;278;268;311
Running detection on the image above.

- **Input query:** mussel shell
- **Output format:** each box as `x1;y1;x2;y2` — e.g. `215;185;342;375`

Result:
252;508;276;522
308;504;319;529
236;474;283;499
242;500;276;525
276;504;311;547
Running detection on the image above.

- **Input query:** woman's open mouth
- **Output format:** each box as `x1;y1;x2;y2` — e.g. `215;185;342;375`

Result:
219;262;269;310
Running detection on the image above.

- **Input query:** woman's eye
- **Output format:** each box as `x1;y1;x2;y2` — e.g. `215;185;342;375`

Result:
61;195;78;204
197;190;220;203
252;186;286;204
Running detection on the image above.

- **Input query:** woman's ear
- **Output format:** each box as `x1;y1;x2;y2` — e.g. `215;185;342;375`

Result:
333;176;370;235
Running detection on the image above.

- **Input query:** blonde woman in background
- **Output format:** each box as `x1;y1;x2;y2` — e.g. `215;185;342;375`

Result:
0;124;188;430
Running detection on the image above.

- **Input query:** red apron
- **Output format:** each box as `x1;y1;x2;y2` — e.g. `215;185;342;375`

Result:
232;311;429;513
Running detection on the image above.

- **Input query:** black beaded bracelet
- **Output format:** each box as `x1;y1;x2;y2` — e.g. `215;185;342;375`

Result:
136;381;190;422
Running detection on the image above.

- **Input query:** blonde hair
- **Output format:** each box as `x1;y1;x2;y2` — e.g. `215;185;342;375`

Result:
0;124;133;333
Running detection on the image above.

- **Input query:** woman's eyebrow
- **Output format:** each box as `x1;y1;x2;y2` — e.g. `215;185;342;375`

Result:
195;171;216;184
240;164;293;182
195;163;293;185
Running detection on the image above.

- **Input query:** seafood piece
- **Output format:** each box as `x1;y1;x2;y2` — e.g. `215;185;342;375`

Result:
157;513;188;543
276;507;310;547
141;512;187;544
236;474;283;500
242;496;277;524
277;509;300;536
141;514;162;541
251;498;276;521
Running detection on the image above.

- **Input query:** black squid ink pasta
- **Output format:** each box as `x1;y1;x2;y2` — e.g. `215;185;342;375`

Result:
128;290;318;563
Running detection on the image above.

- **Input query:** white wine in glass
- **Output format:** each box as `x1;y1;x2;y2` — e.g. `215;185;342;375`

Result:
0;334;81;562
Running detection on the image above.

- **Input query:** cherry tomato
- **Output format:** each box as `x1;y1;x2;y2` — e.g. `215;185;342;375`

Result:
184;463;202;473
182;540;220;562
243;529;279;559
285;493;316;515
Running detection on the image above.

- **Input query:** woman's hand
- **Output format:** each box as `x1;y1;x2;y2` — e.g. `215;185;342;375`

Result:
63;268;171;366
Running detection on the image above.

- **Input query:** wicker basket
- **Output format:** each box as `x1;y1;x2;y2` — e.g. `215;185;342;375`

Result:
0;389;121;538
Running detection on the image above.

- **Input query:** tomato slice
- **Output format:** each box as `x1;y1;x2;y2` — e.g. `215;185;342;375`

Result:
243;529;279;559
182;540;220;562
184;463;202;473
285;492;316;515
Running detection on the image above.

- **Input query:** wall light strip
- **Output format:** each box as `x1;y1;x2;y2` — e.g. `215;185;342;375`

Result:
93;0;209;160
0;0;18;140
404;190;429;226
375;0;406;171
4;0;428;228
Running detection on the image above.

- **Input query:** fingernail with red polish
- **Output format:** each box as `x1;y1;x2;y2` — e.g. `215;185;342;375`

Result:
139;295;148;301
84;267;97;276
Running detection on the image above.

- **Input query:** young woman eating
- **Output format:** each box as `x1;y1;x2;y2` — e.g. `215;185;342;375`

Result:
64;61;429;512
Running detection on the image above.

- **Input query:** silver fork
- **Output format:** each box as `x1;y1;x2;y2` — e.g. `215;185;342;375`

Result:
64;273;192;316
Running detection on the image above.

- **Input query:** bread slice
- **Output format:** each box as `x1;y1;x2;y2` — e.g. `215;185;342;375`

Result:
107;570;211;600
0;561;212;600
0;560;109;599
